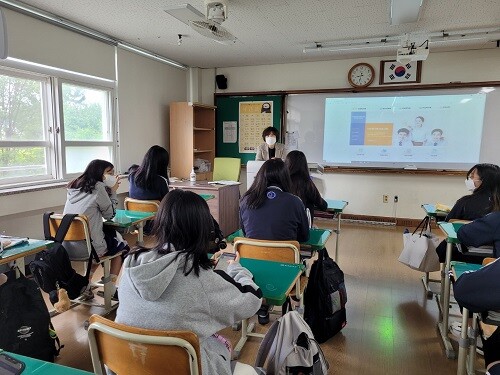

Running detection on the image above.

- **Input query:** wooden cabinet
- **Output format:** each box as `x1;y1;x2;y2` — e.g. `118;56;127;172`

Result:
169;102;216;180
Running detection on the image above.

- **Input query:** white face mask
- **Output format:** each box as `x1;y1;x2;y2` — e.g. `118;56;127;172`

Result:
103;174;117;188
464;178;476;192
265;136;277;146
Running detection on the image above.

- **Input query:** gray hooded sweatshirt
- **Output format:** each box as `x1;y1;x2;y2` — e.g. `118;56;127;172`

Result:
63;181;117;258
116;250;263;375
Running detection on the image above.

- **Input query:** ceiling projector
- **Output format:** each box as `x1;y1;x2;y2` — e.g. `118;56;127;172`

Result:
396;46;429;64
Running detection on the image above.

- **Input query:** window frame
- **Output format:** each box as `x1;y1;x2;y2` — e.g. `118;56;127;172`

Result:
0;65;117;191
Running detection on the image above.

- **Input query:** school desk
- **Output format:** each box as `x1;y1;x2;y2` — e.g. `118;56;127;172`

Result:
451;261;482;375
103;209;155;246
232;258;304;359
437;221;464;359
226;228;332;253
326;199;348;263
0;239;53;278
169;180;240;236
4;351;93;375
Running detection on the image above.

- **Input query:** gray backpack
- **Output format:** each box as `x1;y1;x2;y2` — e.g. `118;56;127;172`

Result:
255;311;329;375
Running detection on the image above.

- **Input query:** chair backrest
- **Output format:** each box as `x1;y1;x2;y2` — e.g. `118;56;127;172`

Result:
124;197;160;213
213;157;241;182
88;315;202;375
48;214;93;259
233;237;300;264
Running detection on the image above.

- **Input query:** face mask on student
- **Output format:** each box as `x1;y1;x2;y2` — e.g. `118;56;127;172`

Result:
103;174;117;188
464;178;477;192
265;136;277;146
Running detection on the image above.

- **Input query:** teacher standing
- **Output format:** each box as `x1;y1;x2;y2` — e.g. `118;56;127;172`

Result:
255;126;288;161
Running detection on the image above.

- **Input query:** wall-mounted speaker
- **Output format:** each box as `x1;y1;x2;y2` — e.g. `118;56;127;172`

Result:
216;74;227;90
0;8;8;60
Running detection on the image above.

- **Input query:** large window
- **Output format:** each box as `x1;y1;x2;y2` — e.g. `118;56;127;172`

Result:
0;68;115;189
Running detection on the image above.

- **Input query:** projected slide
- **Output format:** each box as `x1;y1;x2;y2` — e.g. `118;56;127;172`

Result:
323;94;486;165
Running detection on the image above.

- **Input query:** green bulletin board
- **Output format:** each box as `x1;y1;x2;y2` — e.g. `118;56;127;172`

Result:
215;95;283;164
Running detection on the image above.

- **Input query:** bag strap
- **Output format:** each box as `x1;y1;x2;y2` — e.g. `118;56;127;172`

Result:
49;321;64;356
54;214;79;244
310;337;330;372
254;318;280;368
43;212;55;240
412;216;430;237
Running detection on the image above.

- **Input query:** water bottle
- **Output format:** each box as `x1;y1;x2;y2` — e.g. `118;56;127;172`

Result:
189;168;196;182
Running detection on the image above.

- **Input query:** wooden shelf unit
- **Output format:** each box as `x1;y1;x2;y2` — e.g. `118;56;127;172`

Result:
170;102;216;179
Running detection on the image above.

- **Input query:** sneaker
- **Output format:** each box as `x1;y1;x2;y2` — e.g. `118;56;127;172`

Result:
450;321;462;337
97;289;119;302
79;289;94;301
257;305;270;325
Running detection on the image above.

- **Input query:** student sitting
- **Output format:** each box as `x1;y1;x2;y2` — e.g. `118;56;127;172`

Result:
457;171;500;259
285;150;327;226
436;163;500;264
453;257;500;374
116;190;263;375
63;159;128;299
128;145;169;201
240;158;309;242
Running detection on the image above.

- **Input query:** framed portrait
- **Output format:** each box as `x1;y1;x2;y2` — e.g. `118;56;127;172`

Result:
379;60;422;85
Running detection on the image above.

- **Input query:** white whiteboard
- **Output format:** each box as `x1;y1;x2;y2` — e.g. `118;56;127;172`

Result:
286;87;500;170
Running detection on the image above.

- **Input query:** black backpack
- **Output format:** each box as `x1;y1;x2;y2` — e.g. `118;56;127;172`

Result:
29;212;95;304
304;248;347;343
0;273;63;362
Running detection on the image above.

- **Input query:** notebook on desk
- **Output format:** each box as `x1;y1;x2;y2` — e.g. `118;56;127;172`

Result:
208;180;240;185
0;236;29;250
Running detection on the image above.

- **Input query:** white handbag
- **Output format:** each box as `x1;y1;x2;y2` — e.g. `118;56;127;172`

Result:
399;216;441;272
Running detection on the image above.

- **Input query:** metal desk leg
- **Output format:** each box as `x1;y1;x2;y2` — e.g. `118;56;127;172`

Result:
136;222;144;246
437;241;456;358
14;258;25;278
457;308;469;375
467;313;478;375
334;213;341;263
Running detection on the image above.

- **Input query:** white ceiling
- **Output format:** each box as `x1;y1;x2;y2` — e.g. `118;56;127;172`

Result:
15;0;500;68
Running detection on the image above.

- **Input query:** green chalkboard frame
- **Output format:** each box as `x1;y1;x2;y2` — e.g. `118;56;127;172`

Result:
215;95;283;164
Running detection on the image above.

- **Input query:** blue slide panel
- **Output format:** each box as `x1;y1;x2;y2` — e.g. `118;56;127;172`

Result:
349;112;366;145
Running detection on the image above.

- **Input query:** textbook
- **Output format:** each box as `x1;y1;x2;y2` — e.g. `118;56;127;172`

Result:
208;180;240;185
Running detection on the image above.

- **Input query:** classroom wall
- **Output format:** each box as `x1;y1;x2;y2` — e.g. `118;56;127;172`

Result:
0;16;187;238
213;49;500;218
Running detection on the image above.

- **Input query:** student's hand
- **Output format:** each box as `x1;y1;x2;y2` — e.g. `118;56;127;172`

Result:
110;175;120;192
211;250;223;262
228;251;240;265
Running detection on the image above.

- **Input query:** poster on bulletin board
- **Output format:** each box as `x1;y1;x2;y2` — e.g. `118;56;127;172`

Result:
215;95;283;164
239;101;273;153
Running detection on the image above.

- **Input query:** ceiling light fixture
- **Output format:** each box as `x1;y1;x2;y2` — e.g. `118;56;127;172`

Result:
303;28;500;54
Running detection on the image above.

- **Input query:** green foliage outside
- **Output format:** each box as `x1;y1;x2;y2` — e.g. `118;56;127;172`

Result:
0;76;105;180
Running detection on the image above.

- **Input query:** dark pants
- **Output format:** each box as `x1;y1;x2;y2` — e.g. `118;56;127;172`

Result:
483;327;500;368
436;240;485;264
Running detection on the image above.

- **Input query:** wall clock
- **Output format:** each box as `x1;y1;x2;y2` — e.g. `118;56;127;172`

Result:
348;63;375;88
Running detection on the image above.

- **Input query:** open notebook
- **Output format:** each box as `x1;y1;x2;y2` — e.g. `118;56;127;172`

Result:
0;236;29;250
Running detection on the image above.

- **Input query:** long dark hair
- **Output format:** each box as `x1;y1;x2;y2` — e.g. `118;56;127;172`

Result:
242;158;291;209
285;150;311;201
131;190;213;276
133;145;169;190
469;163;500;195
67;159;113;194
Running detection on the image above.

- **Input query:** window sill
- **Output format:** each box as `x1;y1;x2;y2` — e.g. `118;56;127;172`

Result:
0;181;68;197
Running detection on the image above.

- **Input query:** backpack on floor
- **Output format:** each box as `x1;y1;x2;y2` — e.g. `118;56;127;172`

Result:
304;247;347;343
255;310;329;375
0;273;63;362
29;212;95;304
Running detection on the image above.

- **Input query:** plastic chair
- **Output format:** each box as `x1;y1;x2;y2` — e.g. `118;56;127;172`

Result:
124;197;160;213
212;157;241;182
88;315;201;375
233;237;305;304
47;214;122;312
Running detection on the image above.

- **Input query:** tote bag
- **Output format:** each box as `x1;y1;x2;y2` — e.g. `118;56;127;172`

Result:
399;216;440;272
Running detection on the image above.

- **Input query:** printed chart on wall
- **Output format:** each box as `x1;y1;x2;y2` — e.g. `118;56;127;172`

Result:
239;101;273;153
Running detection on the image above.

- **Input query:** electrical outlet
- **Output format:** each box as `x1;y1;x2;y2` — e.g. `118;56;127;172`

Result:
394;195;399;203
383;194;388;203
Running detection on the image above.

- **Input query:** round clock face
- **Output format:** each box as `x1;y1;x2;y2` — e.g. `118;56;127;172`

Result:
348;63;375;88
